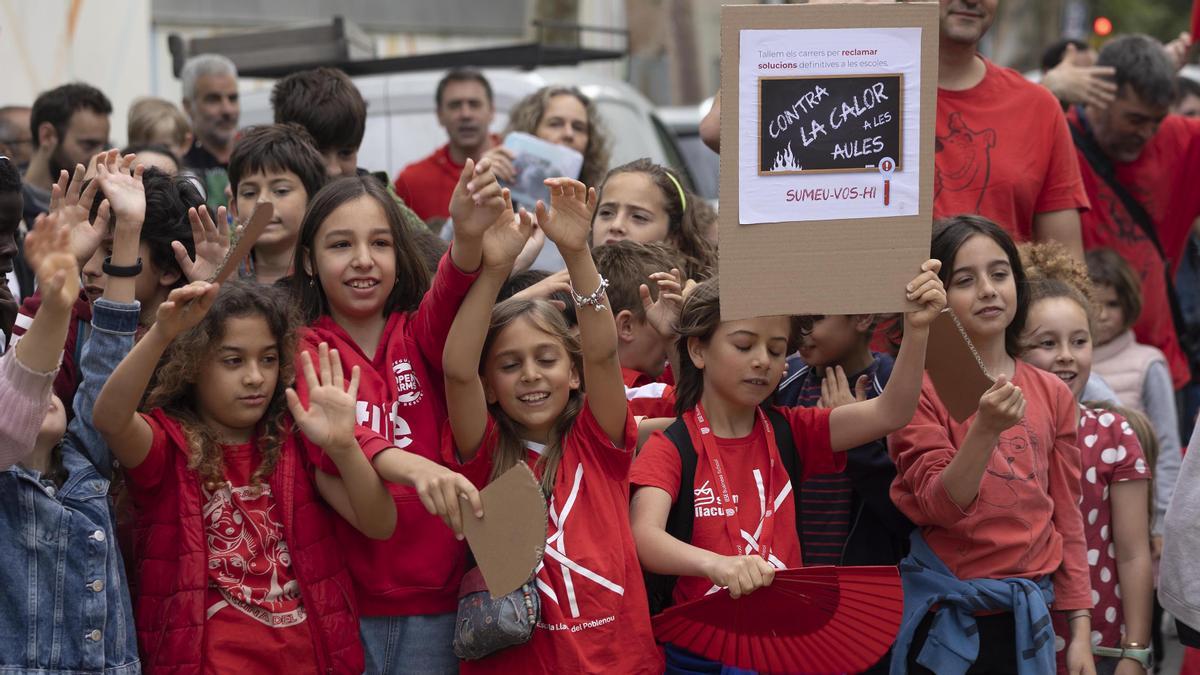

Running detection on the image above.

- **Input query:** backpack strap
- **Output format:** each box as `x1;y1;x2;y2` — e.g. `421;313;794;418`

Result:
1069;115;1189;347
643;418;697;616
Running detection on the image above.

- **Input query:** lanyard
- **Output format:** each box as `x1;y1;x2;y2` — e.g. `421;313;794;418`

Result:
683;403;781;561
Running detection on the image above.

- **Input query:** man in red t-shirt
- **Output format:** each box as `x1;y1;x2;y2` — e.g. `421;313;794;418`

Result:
393;69;498;221
932;0;1089;258
1067;34;1200;389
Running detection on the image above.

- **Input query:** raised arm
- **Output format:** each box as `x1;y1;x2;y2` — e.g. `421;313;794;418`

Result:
448;157;505;274
93;281;220;469
0;213;79;469
828;260;945;451
68;159;150;474
287;343;397;540
444;191;533;459
537;178;626;445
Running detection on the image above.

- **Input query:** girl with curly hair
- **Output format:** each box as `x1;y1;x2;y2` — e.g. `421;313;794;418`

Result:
94;278;397;674
1019;242;1153;675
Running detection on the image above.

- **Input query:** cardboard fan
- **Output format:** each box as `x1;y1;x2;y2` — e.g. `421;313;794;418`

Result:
925;309;994;422
462;463;548;598
209;202;274;284
653;565;903;674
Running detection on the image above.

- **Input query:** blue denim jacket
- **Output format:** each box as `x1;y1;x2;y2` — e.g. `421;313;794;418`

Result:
0;298;140;673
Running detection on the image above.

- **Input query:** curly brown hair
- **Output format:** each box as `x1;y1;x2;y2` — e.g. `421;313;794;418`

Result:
504;86;611;189
1019;241;1095;334
145;281;298;490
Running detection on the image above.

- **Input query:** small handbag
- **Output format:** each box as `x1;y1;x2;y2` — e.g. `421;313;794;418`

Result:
452;566;541;660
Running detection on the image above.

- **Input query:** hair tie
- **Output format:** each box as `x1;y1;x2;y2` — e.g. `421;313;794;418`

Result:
664;170;687;212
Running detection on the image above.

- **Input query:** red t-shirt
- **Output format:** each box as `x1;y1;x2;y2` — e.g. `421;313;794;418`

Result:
934;58;1089;241
1052;406;1151;672
625;382;677;420
10;290;93;409
296;251;479;616
131;418;320;675
392;138;499;222
444;403;663;674
201;441;320;675
1070;110;1200;389
630;405;840;605
887;362;1092;610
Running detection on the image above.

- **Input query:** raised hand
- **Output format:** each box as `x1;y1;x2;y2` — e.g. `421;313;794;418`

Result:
1040;44;1118;108
174;205;231;282
286;343;361;455
94;161;147;234
24;211;81;311
640;268;687;338
511;269;572;308
1164;31;1192;71
974;374;1025;435
50;161;108;265
481;189;534;273
449;157;506;241
536;177;596;254
153;281;219;340
903;259;946;329
818;365;869;409
510;221;546;276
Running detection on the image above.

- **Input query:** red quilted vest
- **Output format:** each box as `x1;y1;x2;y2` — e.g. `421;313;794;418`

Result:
130;409;364;674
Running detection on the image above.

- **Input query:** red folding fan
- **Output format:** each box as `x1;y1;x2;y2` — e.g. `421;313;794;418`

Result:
652;565;903;674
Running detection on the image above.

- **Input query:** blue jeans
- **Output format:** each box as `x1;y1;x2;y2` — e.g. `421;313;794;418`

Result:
360;613;457;674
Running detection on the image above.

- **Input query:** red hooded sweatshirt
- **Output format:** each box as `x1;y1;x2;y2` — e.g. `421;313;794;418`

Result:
296;251;478;616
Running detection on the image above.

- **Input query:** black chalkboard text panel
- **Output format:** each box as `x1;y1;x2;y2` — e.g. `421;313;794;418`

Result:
758;73;903;175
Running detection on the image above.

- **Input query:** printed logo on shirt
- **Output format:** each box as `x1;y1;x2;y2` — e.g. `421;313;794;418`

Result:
934;112;996;212
356;401;414;448
392;359;423;406
694;490;738;519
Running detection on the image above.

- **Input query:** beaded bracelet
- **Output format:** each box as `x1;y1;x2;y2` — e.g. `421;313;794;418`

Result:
570;275;610;312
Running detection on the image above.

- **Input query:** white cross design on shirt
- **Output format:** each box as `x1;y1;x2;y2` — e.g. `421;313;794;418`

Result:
705;468;792;595
534;464;626;618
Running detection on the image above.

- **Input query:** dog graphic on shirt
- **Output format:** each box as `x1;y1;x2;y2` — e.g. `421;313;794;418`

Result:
934;112;996;212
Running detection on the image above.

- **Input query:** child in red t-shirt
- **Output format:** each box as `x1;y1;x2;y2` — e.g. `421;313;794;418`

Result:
887;216;1095;675
441;179;662;673
626;260;946;672
285;162;504;671
1018;243;1153;674
94;279;397;674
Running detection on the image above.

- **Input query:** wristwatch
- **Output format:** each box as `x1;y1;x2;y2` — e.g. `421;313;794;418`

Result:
1093;641;1152;669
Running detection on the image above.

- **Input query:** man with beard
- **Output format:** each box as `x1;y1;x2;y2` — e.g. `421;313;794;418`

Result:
393;69;497;221
180;53;239;209
931;0;1088;259
22;83;111;228
1069;34;1200;392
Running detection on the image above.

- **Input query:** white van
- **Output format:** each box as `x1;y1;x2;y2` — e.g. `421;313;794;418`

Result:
238;67;697;190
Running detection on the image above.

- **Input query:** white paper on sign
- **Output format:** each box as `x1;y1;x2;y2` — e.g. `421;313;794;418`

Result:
737;27;923;225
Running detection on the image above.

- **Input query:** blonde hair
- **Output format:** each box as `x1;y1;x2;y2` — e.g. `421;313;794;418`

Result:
127;97;191;149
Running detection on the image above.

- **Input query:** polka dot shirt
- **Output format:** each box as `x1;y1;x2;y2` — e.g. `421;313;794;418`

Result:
1053;406;1151;671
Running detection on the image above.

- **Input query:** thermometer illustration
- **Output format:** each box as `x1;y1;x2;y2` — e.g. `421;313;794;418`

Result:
878;157;896;206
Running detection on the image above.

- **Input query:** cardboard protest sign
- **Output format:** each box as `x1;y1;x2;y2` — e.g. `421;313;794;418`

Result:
925;309;994;423
719;2;939;320
211;202;273;284
462;463;548;598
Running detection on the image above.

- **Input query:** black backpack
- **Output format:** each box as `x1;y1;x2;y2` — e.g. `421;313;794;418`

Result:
644;406;803;615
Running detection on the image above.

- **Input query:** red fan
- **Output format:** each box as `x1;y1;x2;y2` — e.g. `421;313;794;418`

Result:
653;565;903;674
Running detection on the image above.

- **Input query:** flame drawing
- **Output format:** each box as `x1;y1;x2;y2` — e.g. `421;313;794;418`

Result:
772;142;802;172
